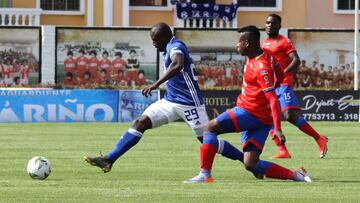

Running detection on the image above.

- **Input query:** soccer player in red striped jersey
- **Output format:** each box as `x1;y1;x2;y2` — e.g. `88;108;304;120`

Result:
20;59;31;85
262;14;328;159
185;25;311;183
3;58;15;86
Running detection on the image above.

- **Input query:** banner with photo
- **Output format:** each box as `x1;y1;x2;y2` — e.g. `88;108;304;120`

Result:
56;28;158;88
288;30;356;90
173;28;266;90
0;27;41;87
0;89;119;122
119;89;159;122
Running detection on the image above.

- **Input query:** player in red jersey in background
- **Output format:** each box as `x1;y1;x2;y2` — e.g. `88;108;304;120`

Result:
100;51;112;79
64;51;77;76
88;50;100;79
134;70;147;86
76;49;88;79
3;58;15;86
19;59;31;85
113;69;129;86
64;72;78;86
262;14;328;159
112;52;126;77
185;25;311;183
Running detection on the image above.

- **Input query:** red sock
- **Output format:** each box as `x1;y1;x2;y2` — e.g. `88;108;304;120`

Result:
265;163;294;180
299;122;320;140
272;134;289;152
200;144;217;172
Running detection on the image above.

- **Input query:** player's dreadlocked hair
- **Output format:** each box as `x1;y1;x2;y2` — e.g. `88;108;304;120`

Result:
237;25;261;41
268;13;282;25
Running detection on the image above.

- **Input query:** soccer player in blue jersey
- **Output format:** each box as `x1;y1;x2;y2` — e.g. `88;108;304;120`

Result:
84;22;245;173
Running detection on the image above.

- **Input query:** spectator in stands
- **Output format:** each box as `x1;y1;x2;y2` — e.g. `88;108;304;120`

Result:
295;60;307;88
345;63;354;89
309;61;319;87
324;65;333;88
299;71;311;88
338;65;347;89
332;66;340;88
316;63;326;87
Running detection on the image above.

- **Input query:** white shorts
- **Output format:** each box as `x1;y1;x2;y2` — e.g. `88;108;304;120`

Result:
143;98;209;137
5;77;12;85
20;78;29;85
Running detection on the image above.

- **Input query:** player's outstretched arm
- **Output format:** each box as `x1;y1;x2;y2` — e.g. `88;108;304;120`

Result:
264;90;286;144
142;53;184;97
284;51;300;73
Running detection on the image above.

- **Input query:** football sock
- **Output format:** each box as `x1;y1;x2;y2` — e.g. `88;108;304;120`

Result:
106;128;142;162
255;160;293;180
200;132;218;173
295;116;321;140
218;139;244;163
270;130;289;152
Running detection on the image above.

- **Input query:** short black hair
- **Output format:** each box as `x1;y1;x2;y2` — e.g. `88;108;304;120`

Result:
268;13;282;25
138;70;145;75
151;22;173;38
100;68;107;73
67;51;73;56
66;72;73;78
84;71;91;76
79;49;85;54
90;50;97;56
102;51;109;56
130;49;136;54
115;52;122;57
238;25;261;41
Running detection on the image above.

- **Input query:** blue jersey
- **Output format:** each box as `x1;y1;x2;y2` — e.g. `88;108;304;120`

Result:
163;37;204;106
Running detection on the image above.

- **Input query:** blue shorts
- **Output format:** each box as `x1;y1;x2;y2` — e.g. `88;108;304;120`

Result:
215;107;272;152
275;85;301;112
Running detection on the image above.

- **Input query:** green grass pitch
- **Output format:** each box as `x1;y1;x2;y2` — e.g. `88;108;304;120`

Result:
0;122;359;202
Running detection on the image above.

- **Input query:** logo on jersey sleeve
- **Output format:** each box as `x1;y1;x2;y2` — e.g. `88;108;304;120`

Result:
260;69;268;76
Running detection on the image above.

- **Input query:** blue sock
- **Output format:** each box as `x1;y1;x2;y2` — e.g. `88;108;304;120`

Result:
218;139;244;163
295;116;307;128
254;160;272;175
106;128;142;162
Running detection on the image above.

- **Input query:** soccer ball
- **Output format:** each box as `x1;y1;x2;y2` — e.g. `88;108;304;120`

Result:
27;156;51;180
